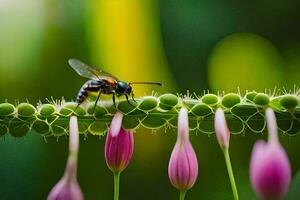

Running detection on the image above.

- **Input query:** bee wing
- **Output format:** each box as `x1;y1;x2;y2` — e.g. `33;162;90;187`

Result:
68;58;119;81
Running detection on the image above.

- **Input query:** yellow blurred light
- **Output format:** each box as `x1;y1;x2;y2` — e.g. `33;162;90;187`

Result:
207;33;283;92
87;0;176;96
282;47;300;88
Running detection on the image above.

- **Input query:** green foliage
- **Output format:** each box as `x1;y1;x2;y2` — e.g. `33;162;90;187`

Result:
286;171;300;200
0;92;299;138
253;93;270;106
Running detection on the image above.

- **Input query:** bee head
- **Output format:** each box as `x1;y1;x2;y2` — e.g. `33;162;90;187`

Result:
116;81;132;96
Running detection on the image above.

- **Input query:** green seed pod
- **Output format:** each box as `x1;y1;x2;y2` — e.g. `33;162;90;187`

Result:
155;109;176;121
159;93;178;110
253;93;270;106
222;93;241;108
74;107;86;116
0;103;15;116
138;96;158;112
0;124;8;137
60;102;86;116
88;121;107;135
46;116;58;124
126;109;147;129
122;115;140;130
191;103;212;117
32;120;50;135
59;107;73;116
231;103;258;118
142;115;167;128
0;91;299;137
269;97;284;111
9;118;30;137
247;112;265;133
117;99;137;114
87;103;108;118
188;117;198;130
280;95;299;110
201;94;219;106
183;99;199;110
17;103;36;117
50;114;69;136
51;125;66;136
198;115;215;134
245;91;257;101
78;120;89;133
39;104;56;116
168;117;177;128
104;101;118;114
226;114;244;134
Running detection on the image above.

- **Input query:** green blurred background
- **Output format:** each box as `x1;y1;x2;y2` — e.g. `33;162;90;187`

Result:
0;0;300;199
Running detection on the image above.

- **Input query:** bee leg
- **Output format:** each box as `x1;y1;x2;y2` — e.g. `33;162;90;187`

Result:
131;92;137;103
112;92;117;108
126;94;135;106
93;91;102;113
74;103;81;113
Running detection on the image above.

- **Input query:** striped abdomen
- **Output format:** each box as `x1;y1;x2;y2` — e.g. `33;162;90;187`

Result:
76;80;102;104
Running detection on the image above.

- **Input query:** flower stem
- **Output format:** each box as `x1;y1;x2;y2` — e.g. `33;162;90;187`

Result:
179;190;186;200
113;172;120;200
223;149;239;200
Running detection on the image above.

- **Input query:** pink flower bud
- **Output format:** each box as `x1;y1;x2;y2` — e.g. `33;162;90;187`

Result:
48;116;83;200
109;112;124;137
250;108;291;200
168;108;198;191
105;113;134;173
214;108;230;150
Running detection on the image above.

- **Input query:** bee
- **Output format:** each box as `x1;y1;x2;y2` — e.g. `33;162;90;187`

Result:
68;58;162;110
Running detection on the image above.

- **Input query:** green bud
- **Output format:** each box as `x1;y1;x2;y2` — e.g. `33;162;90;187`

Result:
0;103;15;116
191;103;212;117
159;94;178;110
138;97;158;112
222;93;241;108
201;94;219;106
280;95;298;110
17;103;36;117
253;93;270;106
39;104;56;116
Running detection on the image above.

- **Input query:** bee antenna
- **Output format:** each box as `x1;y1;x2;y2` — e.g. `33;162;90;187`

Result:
129;81;163;86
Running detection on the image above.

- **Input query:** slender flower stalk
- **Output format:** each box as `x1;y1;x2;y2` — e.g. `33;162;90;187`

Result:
250;108;291;200
214;108;239;200
179;190;186;200
168;108;198;200
105;112;134;200
48;116;83;200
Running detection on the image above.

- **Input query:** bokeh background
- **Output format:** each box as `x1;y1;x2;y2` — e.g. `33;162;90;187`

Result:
0;0;300;199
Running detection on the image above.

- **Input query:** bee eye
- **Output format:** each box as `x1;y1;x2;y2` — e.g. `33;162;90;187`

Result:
126;86;132;93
